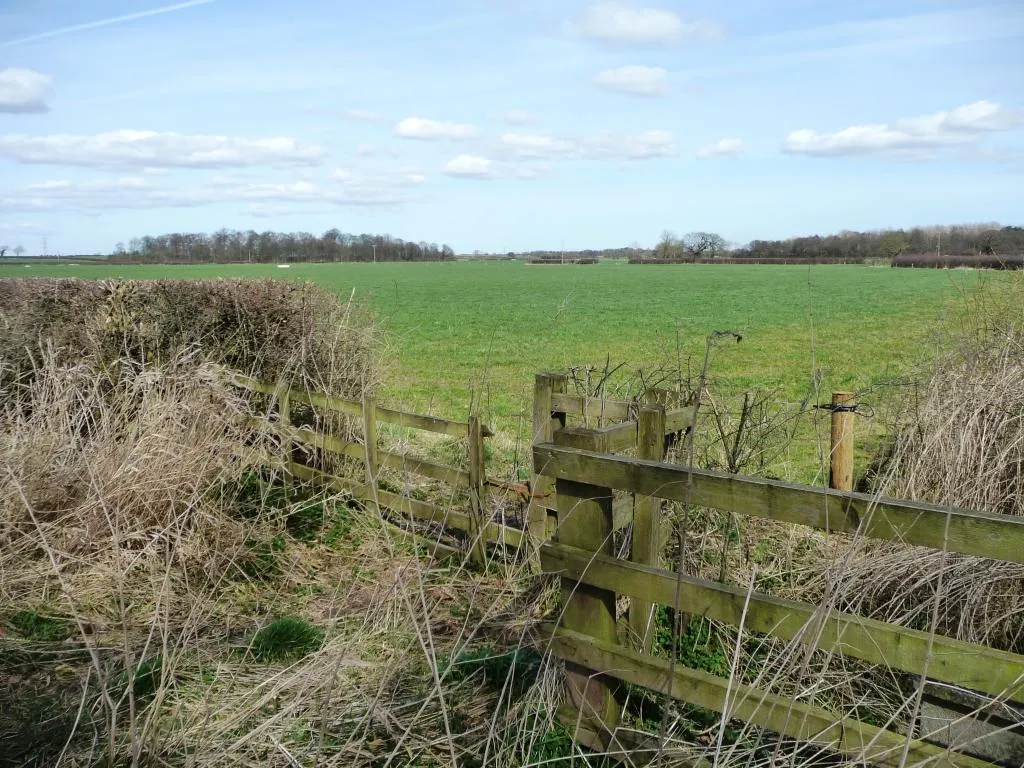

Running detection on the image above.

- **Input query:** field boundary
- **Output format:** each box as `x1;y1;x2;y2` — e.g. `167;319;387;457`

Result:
532;389;1024;766
231;370;1023;766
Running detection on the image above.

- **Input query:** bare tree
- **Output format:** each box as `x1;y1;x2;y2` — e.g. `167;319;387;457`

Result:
13;245;25;259
655;230;681;259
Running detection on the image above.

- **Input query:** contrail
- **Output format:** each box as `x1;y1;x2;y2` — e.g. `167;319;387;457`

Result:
0;0;218;48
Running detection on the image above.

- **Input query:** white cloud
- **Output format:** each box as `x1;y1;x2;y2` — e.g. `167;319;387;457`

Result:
356;143;375;156
500;132;576;158
0;130;323;168
1;164;421;213
584;129;677;159
443;155;493;178
395;117;478;140
696;138;745;158
593;65;668;97
566;2;722;45
0;68;52;113
344;108;382;122
782;100;1022;157
501;109;537;125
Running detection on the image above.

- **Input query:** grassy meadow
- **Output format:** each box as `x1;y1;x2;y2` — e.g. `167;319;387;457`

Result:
1;259;981;474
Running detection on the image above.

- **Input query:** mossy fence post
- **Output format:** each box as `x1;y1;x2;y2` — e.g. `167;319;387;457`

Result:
629;403;666;652
829;391;855;492
468;414;488;568
529;372;567;569
552;427;620;747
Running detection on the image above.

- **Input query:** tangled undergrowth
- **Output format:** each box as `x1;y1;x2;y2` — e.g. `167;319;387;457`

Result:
0;352;574;767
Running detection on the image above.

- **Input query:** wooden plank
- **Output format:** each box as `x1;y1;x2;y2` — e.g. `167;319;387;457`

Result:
630;404;665;652
550;392;632;422
543;626;997;768
553;427;610;453
378;450;471;488
596;420;638;452
541;543;1024;701
533;444;1024;565
291;388;363;417
231;374;476;437
259;419;471;488
375;406;469;438
288;425;365;462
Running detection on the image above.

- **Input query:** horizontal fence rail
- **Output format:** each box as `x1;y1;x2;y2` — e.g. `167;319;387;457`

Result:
534;444;1024;565
541;543;1024;700
231;373;492;437
230;374;519;565
531;394;1024;766
542;627;996;768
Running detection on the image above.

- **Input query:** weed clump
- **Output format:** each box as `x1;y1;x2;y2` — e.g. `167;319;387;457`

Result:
248;616;325;662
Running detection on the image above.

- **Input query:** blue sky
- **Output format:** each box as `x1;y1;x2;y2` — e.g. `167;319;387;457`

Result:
0;0;1022;254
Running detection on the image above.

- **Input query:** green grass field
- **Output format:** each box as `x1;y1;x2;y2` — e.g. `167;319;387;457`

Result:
1;260;980;471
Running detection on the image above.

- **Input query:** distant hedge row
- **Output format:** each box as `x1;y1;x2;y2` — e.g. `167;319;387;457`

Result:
628;257;868;265
891;253;1024;269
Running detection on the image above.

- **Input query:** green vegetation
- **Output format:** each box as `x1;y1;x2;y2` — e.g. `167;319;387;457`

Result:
248;616;325;662
6;609;74;641
1;261;979;437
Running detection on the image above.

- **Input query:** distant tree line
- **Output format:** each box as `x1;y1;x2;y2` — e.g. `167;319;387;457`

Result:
114;230;456;263
732;224;1024;262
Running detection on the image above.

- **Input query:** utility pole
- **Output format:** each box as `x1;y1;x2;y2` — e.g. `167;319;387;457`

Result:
372;244;377;263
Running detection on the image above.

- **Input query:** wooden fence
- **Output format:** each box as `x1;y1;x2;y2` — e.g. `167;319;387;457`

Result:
532;394;1024;767
230;373;526;565
232;370;1024;766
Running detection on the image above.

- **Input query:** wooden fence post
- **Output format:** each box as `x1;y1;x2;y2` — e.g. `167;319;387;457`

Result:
529;372;567;569
361;394;379;513
278;384;293;500
468;415;488;568
829;392;855;492
556;438;620;747
630;404;666;652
